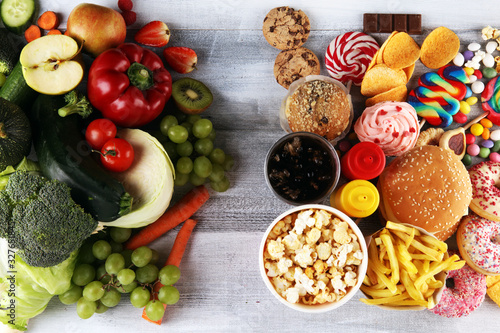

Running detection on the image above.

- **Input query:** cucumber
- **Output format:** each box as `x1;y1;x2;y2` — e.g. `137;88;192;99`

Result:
0;61;38;111
0;0;38;35
29;94;133;222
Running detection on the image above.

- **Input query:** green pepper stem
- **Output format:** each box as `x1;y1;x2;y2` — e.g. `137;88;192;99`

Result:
127;62;154;90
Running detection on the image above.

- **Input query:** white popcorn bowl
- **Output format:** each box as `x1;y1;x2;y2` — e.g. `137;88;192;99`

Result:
259;204;368;313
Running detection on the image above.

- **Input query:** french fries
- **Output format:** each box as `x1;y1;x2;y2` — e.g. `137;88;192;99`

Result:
360;221;465;309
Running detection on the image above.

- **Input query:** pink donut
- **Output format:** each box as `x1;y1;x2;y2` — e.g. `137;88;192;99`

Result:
457;214;500;275
430;252;486;318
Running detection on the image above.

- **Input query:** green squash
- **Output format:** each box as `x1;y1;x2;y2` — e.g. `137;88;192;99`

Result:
0;97;32;171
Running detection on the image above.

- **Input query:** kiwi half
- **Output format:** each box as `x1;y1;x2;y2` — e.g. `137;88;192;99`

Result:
171;78;213;114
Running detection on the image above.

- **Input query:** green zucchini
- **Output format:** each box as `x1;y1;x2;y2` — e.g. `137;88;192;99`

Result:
0;29;20;75
0;61;38;112
29;94;133;222
0;0;38;35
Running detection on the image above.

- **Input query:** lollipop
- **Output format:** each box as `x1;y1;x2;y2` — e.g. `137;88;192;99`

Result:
407;65;469;127
325;31;379;86
481;76;500;126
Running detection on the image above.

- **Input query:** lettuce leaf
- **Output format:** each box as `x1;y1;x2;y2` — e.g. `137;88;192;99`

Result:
0;240;77;331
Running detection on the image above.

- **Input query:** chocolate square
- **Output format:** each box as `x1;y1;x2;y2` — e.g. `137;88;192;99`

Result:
363;13;378;33
408;14;422;34
393;14;407;32
378;14;393;33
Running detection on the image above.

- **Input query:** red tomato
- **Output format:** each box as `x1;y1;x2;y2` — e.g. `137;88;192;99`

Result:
85;119;117;150
100;138;135;172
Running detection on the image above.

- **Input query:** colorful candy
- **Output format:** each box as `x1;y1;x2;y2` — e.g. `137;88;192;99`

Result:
408;65;468;127
453;112;468;124
491;129;500;141
471;81;485;94
467;143;480;156
479;147;491;158
481;139;494;149
466;96;478;105
466;133;476;145
483;67;497;79
470;123;484;136
467;143;481;156
325;31;379;86
463;51;474;61
490;152;500;162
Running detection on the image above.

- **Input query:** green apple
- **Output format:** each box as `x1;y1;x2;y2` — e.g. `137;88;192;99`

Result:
20;35;84;95
66;3;126;57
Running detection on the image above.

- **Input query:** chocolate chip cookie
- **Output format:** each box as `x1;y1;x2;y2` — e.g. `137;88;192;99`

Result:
263;6;310;50
273;47;320;89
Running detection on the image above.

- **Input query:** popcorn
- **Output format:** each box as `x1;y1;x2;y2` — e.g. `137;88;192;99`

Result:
316;242;332;260
267;239;285;259
263;209;365;305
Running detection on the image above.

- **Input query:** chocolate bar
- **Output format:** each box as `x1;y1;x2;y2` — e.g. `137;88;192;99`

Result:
363;13;422;34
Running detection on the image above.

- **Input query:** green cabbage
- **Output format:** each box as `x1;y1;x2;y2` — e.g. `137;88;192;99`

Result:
0;240;77;331
99;129;175;229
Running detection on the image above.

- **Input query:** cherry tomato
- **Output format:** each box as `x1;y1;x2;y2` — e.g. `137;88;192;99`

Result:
100;138;135;172
85;119;117;150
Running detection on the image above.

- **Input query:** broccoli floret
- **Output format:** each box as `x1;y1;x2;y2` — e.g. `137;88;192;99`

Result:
0;171;97;267
58;90;93;118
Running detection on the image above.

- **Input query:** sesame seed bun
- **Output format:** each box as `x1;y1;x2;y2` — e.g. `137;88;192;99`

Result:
377;145;472;240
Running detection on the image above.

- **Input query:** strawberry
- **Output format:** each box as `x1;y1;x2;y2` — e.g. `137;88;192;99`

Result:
163;47;198;74
121;10;136;26
118;0;133;11
134;21;170;47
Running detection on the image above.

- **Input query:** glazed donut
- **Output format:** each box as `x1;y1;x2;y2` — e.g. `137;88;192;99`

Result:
430;251;487;318
457;214;500;275
468;161;500;222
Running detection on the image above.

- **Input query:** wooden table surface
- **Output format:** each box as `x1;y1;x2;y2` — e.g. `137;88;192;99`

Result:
7;0;500;332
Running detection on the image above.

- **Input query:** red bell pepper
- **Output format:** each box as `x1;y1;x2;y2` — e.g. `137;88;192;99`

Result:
87;43;172;127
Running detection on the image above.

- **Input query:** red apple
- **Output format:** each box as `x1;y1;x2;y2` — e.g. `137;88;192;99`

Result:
66;3;126;57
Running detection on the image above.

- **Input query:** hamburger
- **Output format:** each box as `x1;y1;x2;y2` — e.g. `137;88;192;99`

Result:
377;145;472;240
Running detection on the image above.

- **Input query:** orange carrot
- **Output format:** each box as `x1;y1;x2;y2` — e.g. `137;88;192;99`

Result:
37;11;60;30
24;25;41;43
142;218;198;325
165;218;198;267
47;29;62;35
125;185;209;250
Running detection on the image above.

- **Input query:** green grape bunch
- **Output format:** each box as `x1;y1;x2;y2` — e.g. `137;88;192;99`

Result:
156;113;234;192
57;227;182;320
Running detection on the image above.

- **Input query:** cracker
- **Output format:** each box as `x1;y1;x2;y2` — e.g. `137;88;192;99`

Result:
360;64;407;97
420;27;460;69
383;32;421;70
